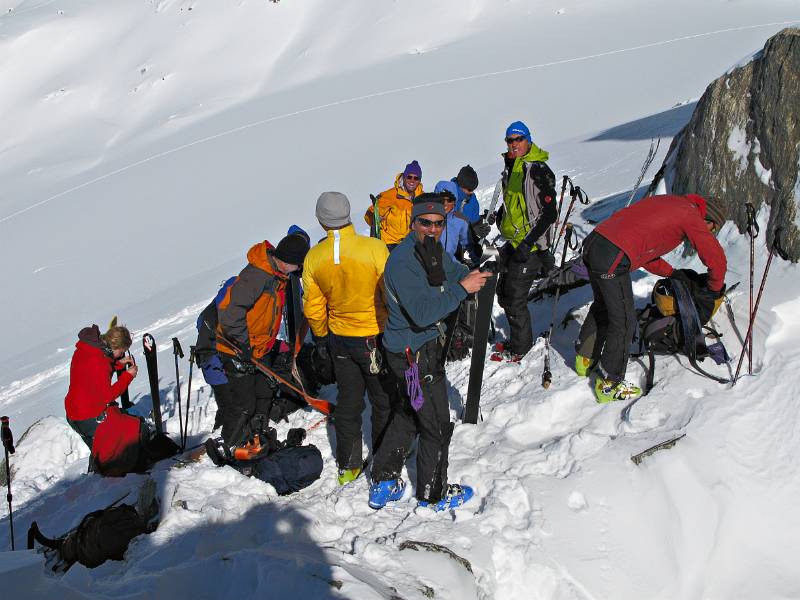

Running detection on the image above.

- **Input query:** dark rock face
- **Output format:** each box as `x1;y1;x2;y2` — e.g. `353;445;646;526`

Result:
656;28;800;260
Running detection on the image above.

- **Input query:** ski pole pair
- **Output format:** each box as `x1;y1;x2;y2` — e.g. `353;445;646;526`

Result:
171;338;196;451
732;227;787;384
2;415;15;550
542;224;574;388
552;186;588;258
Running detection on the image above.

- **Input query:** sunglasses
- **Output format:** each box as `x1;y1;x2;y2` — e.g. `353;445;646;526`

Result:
416;217;445;229
405;174;420;181
505;136;526;144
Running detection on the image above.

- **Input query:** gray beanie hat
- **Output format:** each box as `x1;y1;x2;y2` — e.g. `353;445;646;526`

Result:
316;191;351;228
411;193;447;221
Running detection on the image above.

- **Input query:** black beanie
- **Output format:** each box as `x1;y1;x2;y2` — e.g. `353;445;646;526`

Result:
456;165;479;192
273;234;310;266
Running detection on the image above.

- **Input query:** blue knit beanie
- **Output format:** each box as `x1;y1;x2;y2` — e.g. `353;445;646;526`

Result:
505;121;531;142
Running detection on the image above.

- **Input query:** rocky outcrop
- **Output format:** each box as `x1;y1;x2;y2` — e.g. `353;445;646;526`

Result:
655;28;800;260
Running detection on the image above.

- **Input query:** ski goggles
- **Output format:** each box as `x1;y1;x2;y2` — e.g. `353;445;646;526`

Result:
416;217;445;229
505;136;527;144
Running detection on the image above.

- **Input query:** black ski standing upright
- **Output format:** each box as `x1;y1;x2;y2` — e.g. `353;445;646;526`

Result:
285;273;304;349
464;264;500;424
142;333;163;435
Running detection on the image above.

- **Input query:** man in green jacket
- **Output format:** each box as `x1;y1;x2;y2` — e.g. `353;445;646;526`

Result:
491;120;557;362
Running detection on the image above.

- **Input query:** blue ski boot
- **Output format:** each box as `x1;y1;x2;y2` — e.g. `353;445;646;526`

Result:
418;484;474;512
368;479;405;509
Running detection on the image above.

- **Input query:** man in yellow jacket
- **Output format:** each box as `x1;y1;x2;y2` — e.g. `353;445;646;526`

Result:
304;191;393;485
364;160;424;250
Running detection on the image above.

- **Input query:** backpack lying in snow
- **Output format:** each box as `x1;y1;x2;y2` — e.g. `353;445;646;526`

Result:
28;504;149;572
635;270;730;394
440;294;478;362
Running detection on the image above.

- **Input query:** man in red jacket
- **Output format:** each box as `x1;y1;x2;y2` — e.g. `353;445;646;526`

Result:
64;324;138;448
576;194;728;403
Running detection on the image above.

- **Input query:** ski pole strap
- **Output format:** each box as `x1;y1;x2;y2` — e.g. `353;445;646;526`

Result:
745;203;759;238
576;186;589;205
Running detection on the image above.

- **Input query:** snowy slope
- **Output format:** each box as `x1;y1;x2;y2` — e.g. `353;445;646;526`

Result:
2;0;800;598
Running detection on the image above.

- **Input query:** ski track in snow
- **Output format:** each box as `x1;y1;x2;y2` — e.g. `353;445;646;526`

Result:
2;19;798;225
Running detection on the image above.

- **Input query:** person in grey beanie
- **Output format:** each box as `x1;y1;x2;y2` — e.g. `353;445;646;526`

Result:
303;192;394;486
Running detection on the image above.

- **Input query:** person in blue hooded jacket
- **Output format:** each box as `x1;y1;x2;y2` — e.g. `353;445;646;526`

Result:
368;193;492;513
433;180;470;262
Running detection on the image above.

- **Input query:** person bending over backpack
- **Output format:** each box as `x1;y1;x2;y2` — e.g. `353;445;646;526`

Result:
575;194;728;403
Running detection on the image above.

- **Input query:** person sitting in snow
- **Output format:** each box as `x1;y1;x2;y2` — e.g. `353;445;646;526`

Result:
64;324;138;449
368;193;491;512
574;194;728;403
64;324;179;475
214;233;310;452
364;160;424;251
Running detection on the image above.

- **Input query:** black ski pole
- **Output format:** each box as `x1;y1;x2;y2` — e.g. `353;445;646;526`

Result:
172;338;184;449
1;416;15;550
184;346;195;451
553;186;588;257
733;229;787;384
552;175;573;246
542;224;574;388
745;203;759;375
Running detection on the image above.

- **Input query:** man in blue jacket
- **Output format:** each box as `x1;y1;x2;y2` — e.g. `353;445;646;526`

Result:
451;165;490;260
368;193;491;512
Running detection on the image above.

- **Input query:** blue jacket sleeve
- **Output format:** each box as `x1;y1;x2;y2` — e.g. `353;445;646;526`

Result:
462;195;480;223
386;259;467;329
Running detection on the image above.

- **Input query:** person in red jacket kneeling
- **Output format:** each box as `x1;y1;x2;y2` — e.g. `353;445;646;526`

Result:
575;194;728;404
64;324;138;449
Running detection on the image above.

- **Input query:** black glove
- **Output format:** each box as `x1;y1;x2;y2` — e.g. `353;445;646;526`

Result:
512;240;533;263
471;219;491;239
285;428;307;447
238;345;253;362
414;236;446;286
313;334;330;362
486;212;497;226
499;242;515;264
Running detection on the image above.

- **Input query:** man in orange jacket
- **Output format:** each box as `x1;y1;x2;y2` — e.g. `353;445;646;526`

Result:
216;234;310;448
364;160;424;250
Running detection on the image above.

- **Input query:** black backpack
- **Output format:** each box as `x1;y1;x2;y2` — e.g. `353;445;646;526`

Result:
28;504;146;571
636;276;730;394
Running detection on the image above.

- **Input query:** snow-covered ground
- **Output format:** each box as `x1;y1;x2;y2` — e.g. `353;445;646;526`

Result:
1;1;800;598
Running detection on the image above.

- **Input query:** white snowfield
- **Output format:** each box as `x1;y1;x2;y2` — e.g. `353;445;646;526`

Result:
1;0;800;598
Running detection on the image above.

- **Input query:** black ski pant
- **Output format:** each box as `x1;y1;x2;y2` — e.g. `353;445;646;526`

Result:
576;231;635;383
497;249;543;355
219;355;277;447
329;334;393;470
68;417;99;450
211;383;233;431
371;338;453;503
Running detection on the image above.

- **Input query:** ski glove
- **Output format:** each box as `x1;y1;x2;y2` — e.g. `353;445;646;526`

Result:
471;220;491;240
238;345;253;362
313;334;331;363
414;236;446;287
513;240;533;263
486;212;497;226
